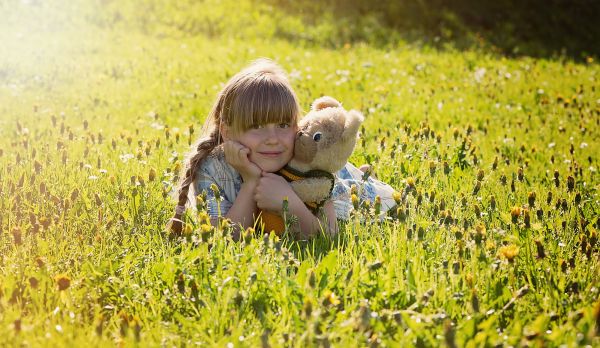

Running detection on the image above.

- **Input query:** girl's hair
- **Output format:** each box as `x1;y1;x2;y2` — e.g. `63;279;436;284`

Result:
168;58;301;234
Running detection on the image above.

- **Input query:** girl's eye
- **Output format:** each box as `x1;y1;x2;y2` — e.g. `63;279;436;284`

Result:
313;132;322;142
279;123;290;128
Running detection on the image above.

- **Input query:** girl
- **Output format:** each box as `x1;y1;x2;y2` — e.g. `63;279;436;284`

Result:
169;59;396;239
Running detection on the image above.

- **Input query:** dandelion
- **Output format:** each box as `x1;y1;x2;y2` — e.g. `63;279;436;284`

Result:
567;176;575;191
374;195;382;215
517;167;524;181
210;183;221;201
498;245;519;263
443;161;451;175
183;224;193;236
474;223;486;244
322;290;340;306
523;209;531;228
510;206;521;223
200;223;214;242
55;274;71;291
534;240;546;259
406;177;415;188
477;169;484;181
12;227;22;245
303;298;313;318
429;161;436;176
392;191;402;205
307;269;316;288
351;194;359;210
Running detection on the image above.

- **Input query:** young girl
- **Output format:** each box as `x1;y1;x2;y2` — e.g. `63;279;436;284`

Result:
169;59;396;239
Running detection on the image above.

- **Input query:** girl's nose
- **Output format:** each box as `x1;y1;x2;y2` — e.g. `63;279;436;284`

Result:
264;125;279;143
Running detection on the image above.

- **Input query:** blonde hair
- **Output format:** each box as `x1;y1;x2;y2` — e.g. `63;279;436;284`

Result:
168;58;301;234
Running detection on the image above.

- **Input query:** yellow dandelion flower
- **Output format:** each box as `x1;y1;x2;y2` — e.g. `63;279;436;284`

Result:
498;245;519;262
55;274;71;291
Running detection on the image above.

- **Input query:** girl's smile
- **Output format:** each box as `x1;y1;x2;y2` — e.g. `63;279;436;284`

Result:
223;122;297;172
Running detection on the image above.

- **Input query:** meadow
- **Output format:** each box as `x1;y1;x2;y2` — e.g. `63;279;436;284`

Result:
1;0;599;346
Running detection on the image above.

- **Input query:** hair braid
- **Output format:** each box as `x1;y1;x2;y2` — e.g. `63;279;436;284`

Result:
168;128;221;235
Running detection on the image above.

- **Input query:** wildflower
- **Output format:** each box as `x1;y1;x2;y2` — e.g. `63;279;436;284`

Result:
474;223;486;244
392;191;402;205
406;177;415;188
200;224;213;242
490;195;496;210
477;169;484;181
183;224;193;236
322;290;340;306
535;240;546;259
148;168;157;182
554;170;560;187
307;269;316;288
429;161;436;176
243;227;253;245
12;227;22;245
472;181;481;195
29;277;39;289
523;209;531;228
510;206;521;223
210;183;221;201
70;188;79;201
528;192;536;207
567;176;575;191
374;195;381;215
443;161;450;175
303;298;313;318
498;244;519;262
351;194;359;210
517;167;524;181
55;274;71;290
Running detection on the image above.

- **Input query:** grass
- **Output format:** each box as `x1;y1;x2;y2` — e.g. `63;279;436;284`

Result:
1;0;599;346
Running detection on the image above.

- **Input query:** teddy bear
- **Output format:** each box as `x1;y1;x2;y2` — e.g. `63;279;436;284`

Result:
260;96;364;234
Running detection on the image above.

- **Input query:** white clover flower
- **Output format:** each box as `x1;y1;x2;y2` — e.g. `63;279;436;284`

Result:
120;153;135;163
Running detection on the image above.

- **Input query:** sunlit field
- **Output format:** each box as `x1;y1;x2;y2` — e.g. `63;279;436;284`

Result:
1;0;599;346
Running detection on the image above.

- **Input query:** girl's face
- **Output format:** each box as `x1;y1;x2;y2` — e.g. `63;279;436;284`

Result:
224;122;297;173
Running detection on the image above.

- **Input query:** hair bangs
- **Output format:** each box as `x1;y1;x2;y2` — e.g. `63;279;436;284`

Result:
227;74;300;133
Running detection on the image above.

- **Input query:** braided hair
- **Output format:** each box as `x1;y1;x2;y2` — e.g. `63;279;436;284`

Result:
168;58;301;234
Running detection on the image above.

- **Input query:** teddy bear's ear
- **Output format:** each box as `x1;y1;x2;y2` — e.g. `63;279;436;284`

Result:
341;110;364;140
311;96;342;111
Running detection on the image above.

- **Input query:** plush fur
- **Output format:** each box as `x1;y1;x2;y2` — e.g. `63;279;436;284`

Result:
259;96;364;235
288;96;364;204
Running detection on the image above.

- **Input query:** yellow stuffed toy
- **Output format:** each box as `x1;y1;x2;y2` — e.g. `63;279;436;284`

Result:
260;96;364;235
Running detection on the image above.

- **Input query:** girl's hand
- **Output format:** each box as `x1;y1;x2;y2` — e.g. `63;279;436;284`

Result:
255;172;297;213
223;140;262;184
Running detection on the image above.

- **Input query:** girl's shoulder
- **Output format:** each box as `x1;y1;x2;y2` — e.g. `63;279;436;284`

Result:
197;146;240;180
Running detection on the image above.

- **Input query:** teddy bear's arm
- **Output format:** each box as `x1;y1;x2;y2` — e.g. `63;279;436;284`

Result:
291;177;332;204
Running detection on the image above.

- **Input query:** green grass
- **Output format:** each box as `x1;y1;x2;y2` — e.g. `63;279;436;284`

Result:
1;0;599;346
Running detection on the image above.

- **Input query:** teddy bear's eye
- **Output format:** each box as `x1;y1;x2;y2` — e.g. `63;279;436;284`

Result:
313;132;322;142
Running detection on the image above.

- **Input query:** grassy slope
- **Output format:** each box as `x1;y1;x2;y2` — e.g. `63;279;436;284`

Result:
0;0;599;346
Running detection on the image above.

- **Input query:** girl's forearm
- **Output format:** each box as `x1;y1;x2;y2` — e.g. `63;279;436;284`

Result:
288;197;337;239
221;181;257;230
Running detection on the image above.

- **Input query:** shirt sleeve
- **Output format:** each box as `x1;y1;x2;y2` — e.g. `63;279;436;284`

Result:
332;162;397;220
193;158;234;218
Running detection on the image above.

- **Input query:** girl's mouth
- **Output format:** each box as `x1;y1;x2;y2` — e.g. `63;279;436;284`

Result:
258;151;283;158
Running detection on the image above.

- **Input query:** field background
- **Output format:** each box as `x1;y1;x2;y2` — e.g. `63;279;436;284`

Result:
1;0;599;346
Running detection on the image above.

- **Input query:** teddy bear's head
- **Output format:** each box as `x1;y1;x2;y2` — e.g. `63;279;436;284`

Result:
290;96;364;173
